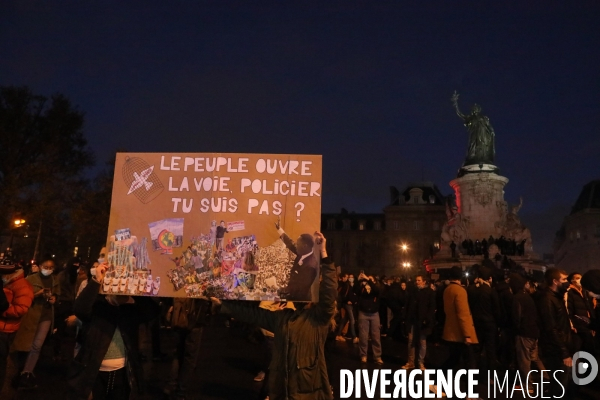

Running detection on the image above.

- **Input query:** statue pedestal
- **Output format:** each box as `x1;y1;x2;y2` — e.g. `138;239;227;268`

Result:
426;254;546;275
450;172;509;241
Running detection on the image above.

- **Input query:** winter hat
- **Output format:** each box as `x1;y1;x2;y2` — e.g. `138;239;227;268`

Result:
581;270;600;294
509;273;526;294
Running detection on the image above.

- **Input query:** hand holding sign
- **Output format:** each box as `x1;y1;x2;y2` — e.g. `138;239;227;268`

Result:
96;263;108;282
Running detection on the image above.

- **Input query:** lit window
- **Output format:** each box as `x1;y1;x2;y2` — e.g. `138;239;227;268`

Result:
576;230;581;239
359;221;365;231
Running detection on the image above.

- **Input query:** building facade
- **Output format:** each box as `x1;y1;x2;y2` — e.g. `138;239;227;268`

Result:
554;180;600;273
322;182;447;276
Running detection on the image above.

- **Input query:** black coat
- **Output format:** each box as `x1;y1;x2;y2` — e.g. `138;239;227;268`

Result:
536;288;577;359
468;283;501;325
386;283;407;311
405;286;436;337
495;281;512;328
337;281;357;305
67;279;158;400
567;286;594;333
354;280;379;313
512;291;540;339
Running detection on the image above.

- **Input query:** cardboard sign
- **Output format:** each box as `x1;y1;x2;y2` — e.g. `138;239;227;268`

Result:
105;152;322;301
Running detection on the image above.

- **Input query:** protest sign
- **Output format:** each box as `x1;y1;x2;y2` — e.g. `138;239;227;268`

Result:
104;152;322;301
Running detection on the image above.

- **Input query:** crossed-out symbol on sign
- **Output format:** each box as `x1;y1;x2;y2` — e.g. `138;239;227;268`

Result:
127;165;154;195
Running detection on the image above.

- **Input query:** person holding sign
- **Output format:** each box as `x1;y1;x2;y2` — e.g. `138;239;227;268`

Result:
275;220;318;302
212;231;336;400
66;262;159;400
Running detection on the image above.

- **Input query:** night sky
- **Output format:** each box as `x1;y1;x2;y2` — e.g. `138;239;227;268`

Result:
2;1;599;255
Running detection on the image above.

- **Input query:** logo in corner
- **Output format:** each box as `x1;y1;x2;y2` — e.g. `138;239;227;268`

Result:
573;351;598;386
122;157;164;204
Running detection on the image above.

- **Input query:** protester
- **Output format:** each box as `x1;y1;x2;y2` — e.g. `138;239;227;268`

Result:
213;231;336;399
355;272;383;364
55;257;86;362
536;268;576;397
12;256;60;388
441;266;478;398
0;254;34;390
66;262;159;399
494;271;514;368
566;272;597;356
378;276;390;337
402;275;436;370
385;277;406;340
165;296;214;400
335;274;358;343
467;266;501;375
509;273;546;393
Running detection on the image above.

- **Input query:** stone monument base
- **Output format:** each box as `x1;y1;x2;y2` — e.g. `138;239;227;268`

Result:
425;253;545;276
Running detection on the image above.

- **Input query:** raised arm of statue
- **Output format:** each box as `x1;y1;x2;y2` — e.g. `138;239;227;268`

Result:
451;91;466;119
515;197;523;214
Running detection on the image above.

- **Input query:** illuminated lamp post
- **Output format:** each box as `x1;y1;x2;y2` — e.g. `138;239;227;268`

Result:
9;218;26;249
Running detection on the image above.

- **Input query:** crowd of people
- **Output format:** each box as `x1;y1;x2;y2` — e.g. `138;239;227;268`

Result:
455;236;528;257
2;237;600;400
333;264;600;398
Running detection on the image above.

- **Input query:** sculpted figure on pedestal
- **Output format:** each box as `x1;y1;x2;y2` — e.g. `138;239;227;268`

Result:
494;197;533;253
441;197;469;246
452;91;495;166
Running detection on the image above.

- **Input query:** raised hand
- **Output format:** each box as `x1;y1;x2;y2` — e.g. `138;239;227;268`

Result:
451;90;460;103
275;216;281;230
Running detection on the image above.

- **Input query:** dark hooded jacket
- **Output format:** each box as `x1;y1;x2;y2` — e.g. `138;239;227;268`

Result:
221;258;337;400
510;274;539;339
66;279;158;400
536;287;576;359
404;285;436;337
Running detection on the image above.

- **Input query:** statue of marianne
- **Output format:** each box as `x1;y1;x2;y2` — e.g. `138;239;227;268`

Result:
452;91;495;166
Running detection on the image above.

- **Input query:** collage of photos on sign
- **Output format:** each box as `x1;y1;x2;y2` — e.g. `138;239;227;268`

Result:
103;228;158;296
104;218;318;301
164;219;298;301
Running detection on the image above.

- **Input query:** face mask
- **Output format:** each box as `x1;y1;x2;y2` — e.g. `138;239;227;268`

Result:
348;278;354;282
98;258;105;264
574;279;581;287
41;269;53;276
557;281;570;294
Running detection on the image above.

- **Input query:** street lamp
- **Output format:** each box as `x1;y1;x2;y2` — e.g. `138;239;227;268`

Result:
10;218;26;249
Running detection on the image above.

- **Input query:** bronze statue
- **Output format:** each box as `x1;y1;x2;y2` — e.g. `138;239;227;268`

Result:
452;91;495;166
